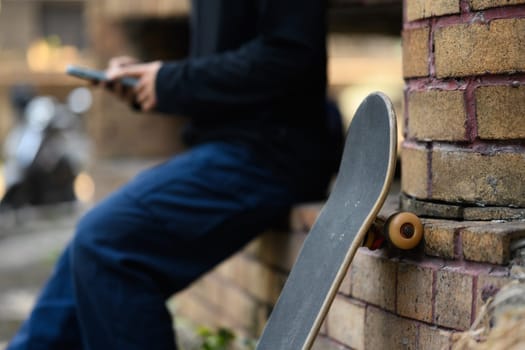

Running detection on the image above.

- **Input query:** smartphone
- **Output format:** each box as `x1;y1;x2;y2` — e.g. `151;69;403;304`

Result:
66;65;138;88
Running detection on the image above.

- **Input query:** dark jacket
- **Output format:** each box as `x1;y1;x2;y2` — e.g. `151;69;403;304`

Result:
155;0;339;200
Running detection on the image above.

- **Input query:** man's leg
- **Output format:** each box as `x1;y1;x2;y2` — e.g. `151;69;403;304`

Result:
8;141;296;350
6;246;82;350
71;141;296;349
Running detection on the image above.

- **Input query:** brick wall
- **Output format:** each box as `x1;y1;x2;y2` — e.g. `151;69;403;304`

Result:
401;0;525;220
170;203;522;349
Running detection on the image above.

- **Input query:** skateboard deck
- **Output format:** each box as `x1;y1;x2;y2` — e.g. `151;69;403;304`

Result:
256;92;398;350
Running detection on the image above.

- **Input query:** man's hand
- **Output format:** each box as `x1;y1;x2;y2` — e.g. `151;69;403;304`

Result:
105;58;162;112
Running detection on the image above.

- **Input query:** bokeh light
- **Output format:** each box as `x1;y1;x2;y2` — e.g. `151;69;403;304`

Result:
74;171;95;203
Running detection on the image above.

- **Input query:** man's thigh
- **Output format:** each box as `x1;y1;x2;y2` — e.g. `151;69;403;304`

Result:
74;141;295;294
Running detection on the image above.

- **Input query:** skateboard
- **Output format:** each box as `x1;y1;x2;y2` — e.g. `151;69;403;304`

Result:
255;92;423;350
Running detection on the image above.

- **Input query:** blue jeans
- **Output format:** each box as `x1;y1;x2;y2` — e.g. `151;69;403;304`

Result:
7;142;306;350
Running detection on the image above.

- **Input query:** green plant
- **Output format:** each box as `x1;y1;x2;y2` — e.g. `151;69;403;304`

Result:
197;327;235;350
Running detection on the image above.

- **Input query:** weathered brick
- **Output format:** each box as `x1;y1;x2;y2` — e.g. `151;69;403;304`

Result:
174;291;239;334
463;206;525;221
418;324;453;350
423;219;458;259
326;296;365;349
320;318;328;336
312;335;349;350
405;0;460;22
189;275;267;334
401;195;525;221
431;147;525;207
461;221;525;264
365;306;418;349
407;90;466;141
402;27;430;78
290;203;322;233
470;0;525;10
339;269;352;296
462;226;508;265
400;194;464;219
401;144;429;199
350;249;397;312
397;261;435;323
476;85;525;140
475;272;514;319
244;230;305;272
215;255;287;305
435;19;525;78
434;267;473;330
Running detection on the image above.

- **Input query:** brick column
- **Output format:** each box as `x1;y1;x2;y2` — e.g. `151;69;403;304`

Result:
401;0;525;220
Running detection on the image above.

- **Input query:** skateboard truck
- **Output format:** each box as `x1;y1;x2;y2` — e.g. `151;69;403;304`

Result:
363;212;423;250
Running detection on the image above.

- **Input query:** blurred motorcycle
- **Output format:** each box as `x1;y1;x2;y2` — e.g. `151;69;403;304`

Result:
1;86;93;209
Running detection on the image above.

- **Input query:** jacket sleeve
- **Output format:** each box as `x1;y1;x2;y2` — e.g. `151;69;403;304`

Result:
155;0;326;117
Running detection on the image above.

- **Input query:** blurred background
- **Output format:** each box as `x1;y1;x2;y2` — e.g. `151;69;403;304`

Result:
0;0;403;347
0;0;404;201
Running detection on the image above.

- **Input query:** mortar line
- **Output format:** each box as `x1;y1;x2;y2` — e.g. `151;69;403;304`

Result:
403;86;410;140
471;275;478;327
433;4;525;28
464;78;478;142
459;0;471;15
454;227;464;261
429;18;436;77
431;269;437;325
426;142;433;198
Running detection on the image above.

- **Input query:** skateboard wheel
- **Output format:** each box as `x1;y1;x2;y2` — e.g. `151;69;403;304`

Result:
386;212;423;250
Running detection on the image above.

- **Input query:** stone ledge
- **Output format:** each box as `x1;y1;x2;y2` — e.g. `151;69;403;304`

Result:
405;212;525;265
401;194;525;221
292;194;525;265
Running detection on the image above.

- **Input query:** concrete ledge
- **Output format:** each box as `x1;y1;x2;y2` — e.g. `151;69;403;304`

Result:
401;193;525;221
292;194;525;265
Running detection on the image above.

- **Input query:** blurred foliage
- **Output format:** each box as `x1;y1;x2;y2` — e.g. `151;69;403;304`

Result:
197;327;235;350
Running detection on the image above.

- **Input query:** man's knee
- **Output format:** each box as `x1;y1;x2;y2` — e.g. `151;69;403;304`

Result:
70;205;116;269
